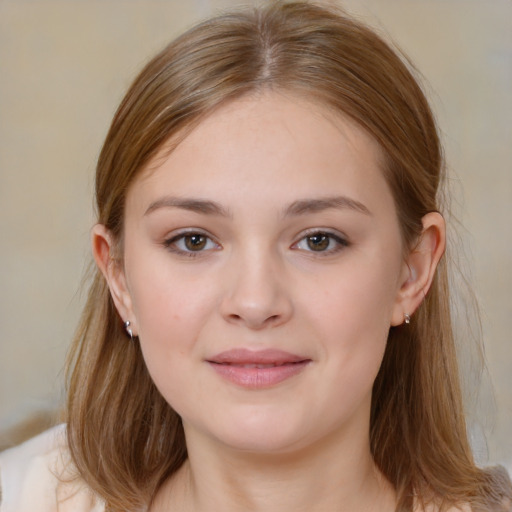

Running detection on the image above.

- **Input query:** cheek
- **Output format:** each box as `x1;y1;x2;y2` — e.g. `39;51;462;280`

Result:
130;276;217;413
306;254;400;339
302;253;400;392
124;251;219;384
126;245;213;335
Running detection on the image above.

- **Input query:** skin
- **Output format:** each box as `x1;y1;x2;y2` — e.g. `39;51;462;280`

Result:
93;91;445;512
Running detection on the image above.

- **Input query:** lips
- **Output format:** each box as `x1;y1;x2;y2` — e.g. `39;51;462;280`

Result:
206;349;311;388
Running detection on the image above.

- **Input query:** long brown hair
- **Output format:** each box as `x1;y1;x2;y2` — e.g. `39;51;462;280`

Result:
66;2;512;511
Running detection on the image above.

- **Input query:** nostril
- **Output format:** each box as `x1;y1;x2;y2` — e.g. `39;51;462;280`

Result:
225;311;282;329
220;282;294;329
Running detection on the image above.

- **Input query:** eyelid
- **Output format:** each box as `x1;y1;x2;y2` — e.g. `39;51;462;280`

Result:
163;228;221;256
291;228;349;254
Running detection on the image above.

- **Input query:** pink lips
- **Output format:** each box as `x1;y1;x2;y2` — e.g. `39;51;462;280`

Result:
207;348;311;389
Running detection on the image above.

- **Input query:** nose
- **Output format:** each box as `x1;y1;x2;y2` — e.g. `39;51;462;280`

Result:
220;247;293;330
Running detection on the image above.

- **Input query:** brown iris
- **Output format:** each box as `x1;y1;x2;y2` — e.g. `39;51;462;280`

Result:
307;233;330;251
184;234;208;251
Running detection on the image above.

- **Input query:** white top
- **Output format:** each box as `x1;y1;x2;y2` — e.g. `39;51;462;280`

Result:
0;425;104;512
1;426;510;512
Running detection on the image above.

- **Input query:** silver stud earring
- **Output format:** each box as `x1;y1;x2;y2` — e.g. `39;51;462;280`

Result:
404;313;411;325
124;320;133;340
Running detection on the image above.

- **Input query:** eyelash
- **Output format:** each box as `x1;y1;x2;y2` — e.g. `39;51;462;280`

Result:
163;230;220;258
163;229;349;258
291;229;349;256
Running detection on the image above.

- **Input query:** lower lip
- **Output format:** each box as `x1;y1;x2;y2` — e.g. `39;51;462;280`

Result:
207;361;310;389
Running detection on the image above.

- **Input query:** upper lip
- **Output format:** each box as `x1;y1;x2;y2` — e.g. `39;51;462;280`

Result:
207;348;310;365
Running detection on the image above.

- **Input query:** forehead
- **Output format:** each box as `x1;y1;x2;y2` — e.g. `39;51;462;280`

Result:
127;91;393;217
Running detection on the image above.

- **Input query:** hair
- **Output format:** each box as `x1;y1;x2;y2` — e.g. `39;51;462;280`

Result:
65;2;512;511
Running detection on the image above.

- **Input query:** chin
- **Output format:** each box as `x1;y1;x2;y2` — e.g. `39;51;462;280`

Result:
217;429;306;455
201;407;319;455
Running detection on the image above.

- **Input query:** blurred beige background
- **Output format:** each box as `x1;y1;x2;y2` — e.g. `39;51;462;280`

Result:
0;0;510;468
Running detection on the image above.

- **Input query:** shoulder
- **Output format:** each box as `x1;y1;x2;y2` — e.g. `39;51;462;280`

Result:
414;500;472;512
0;424;104;512
417;500;511;512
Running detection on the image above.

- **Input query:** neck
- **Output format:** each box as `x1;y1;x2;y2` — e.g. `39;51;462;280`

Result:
152;418;396;512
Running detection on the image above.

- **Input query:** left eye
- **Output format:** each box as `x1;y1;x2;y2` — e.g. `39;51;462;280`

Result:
165;232;219;253
293;232;348;253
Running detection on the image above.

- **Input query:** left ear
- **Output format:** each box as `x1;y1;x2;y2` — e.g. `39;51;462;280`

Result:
391;212;446;326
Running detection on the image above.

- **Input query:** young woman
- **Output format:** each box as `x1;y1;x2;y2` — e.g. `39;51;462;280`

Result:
1;2;510;511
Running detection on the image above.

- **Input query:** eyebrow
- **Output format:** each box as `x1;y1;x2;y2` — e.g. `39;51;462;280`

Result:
144;195;371;218
144;196;231;217
284;196;371;217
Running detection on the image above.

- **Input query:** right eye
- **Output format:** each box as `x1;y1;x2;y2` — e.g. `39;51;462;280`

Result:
164;232;220;256
291;230;349;255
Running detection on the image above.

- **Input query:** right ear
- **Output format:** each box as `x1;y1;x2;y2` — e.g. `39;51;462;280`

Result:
91;224;135;328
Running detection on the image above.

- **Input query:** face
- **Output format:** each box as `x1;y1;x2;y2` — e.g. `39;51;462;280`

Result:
104;92;412;454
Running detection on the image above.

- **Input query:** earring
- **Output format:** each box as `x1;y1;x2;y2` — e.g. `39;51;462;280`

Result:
404;313;411;325
124;320;133;340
